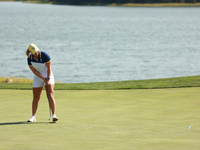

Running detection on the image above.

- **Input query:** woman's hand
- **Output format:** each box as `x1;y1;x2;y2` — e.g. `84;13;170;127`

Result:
42;77;47;85
44;77;50;86
29;66;48;84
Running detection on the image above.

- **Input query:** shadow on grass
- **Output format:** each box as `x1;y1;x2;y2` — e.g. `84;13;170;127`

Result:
0;121;56;126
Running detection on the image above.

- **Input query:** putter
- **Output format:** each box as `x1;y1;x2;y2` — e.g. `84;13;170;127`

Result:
46;81;52;120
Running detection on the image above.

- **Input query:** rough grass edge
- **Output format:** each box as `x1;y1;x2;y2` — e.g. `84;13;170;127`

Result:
1;75;200;90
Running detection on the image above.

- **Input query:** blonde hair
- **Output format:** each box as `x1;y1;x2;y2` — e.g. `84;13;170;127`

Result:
25;49;30;57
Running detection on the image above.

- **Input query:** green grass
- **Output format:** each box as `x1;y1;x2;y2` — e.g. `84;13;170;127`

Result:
0;88;200;150
1;75;200;90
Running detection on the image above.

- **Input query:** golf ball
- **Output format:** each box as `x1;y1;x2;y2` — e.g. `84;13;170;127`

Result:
188;126;191;129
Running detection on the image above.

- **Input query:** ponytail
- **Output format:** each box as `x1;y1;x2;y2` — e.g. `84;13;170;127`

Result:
26;49;30;57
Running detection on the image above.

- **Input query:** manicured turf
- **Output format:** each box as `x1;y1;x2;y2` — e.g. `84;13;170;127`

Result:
0;88;200;150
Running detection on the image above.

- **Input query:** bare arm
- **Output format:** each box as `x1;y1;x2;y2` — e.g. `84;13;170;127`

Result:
29;66;46;82
46;61;51;78
45;61;51;84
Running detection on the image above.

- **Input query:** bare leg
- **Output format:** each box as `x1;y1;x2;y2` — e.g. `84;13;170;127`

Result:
45;84;56;115
32;87;43;116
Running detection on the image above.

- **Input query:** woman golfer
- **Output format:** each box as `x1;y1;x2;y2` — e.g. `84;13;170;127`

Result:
26;44;58;122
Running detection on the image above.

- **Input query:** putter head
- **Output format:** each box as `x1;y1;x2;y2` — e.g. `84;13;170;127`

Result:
49;118;51;120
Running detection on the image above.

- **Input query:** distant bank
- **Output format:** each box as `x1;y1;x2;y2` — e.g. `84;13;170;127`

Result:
1;75;200;90
106;2;200;7
1;0;200;7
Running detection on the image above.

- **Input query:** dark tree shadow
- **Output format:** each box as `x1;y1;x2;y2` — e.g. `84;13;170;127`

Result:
0;121;56;126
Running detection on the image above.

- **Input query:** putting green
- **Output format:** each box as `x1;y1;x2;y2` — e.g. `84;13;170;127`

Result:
0;88;200;150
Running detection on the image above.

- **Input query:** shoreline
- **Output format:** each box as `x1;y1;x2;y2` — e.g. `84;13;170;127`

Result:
1;1;200;7
1;75;200;90
107;2;200;7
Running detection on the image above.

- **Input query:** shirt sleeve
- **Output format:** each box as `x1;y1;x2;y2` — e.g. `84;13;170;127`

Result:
27;57;32;66
42;51;51;63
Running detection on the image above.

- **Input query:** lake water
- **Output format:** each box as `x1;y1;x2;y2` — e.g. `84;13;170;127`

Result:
0;2;200;83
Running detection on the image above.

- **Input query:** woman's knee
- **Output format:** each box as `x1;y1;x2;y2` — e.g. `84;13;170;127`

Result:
48;92;55;101
47;85;55;100
33;95;41;101
33;87;43;101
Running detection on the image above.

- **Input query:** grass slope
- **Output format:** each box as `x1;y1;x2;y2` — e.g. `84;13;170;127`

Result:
0;88;200;149
1;75;200;90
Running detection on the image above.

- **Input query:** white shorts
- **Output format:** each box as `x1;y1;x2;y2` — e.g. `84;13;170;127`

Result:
33;73;55;88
